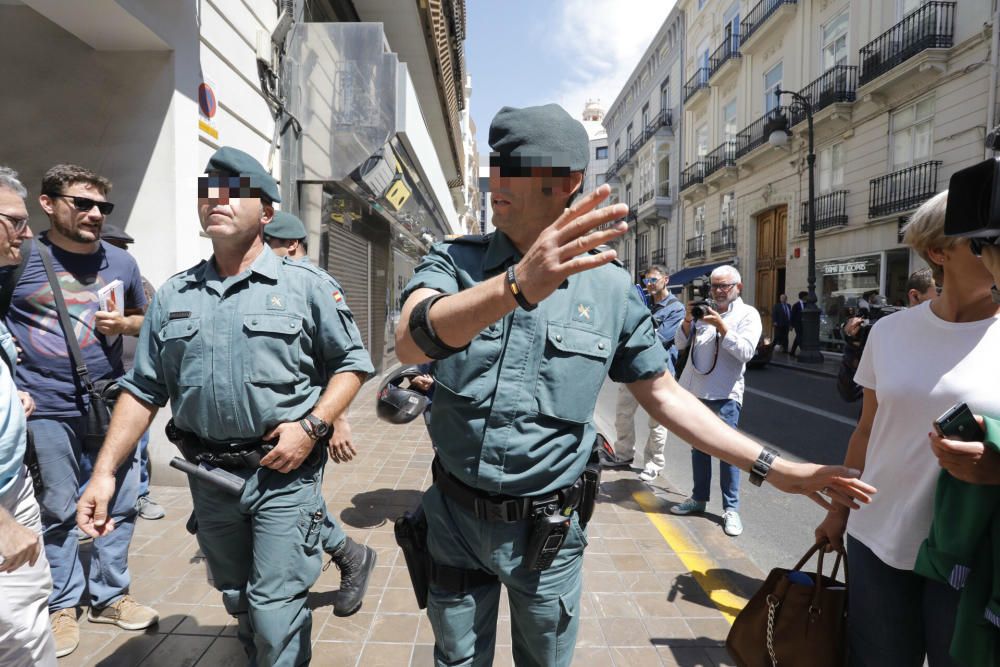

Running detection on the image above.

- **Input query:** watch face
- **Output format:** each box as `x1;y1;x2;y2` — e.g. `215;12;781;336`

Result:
314;422;330;437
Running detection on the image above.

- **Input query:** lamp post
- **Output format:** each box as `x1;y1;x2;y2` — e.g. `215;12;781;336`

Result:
764;88;823;364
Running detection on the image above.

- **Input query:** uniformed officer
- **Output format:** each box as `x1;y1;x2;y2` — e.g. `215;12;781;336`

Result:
396;103;877;667
261;208;377;616
75;147;374;666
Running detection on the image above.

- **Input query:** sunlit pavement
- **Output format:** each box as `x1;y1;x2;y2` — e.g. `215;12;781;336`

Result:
65;375;767;666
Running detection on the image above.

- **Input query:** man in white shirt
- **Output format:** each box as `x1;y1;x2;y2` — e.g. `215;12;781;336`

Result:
671;265;762;537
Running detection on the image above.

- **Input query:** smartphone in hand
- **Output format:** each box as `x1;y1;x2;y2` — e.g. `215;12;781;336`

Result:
933;402;986;442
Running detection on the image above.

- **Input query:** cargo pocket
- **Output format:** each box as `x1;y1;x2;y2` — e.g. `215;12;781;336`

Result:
160;318;203;386
535;322;611;423
432;322;503;401
242;314;303;384
280;503;325;597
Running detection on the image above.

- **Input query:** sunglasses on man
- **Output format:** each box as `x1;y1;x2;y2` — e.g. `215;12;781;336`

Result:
45;193;115;216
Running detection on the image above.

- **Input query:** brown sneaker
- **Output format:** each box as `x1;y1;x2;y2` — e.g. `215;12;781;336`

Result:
88;595;159;630
50;608;79;658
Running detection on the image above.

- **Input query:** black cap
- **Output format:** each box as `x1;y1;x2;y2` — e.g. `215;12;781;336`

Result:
488;103;589;173
101;224;134;245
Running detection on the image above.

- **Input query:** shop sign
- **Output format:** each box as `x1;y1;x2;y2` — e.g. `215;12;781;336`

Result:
822;260;872;275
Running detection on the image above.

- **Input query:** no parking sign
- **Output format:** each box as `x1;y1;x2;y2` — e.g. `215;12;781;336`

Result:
198;81;219;140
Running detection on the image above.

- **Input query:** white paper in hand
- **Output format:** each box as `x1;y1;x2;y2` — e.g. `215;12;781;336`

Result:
97;279;125;344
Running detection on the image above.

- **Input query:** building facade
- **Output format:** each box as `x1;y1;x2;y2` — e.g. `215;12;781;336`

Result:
677;0;996;349
581;99;610;199
603;10;686;283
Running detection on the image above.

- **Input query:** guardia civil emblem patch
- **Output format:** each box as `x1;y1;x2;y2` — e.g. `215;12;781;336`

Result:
266;294;286;310
573;302;593;322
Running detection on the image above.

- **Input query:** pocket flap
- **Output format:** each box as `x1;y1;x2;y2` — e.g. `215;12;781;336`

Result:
161;318;200;340
244;314;303;335
547;323;611;360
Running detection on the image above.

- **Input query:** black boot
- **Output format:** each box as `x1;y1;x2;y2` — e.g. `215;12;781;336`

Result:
329;537;377;617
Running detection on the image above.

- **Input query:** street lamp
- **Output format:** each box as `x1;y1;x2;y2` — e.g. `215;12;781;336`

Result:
765;88;823;364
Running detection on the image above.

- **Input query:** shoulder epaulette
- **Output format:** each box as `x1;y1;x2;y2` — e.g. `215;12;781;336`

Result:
445;233;492;246
282;258;345;290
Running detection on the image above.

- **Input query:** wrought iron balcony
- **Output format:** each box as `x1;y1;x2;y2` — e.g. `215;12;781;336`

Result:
859;2;955;86
638;190;655;206
704;141;738;178
651;248;669;266
800;190;849;232
629;136;644;159
708;32;741;80
644;108;673;140
685;235;706;259
680;162;706;191
710;226;737;254
868;161;941;218
735;107;790;160
684;68;710;104
790;66;858;126
741;0;797;45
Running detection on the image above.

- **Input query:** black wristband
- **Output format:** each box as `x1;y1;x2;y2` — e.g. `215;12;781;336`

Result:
408;293;469;360
505;265;537;311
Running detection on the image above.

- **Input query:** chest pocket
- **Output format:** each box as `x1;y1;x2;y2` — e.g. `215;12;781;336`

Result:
160;318;203;387
536;322;611;424
432;322;503;402
243;314;303;384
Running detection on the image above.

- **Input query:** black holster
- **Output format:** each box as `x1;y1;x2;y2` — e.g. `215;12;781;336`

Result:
578;443;602;529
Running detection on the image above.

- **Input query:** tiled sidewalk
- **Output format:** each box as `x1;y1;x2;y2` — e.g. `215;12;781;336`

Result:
64;379;764;666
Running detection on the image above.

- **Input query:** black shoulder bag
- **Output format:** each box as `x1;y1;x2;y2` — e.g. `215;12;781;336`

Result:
38;243;121;451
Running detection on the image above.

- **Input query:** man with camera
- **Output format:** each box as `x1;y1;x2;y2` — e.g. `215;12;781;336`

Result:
670;265;762;537
0;164;155;657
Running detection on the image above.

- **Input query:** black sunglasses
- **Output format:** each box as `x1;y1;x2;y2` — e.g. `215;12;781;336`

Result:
47;193;114;216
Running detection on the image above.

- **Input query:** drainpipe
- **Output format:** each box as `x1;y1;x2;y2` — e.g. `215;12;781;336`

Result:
987;1;1000;159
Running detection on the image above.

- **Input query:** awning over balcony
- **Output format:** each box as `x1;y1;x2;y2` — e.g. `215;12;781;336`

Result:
668;261;730;287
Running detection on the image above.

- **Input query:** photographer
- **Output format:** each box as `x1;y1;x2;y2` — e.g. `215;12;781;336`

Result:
814;191;1000;666
670;265;762;537
836;268;937;403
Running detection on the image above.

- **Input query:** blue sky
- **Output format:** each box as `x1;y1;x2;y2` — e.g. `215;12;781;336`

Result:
467;0;678;155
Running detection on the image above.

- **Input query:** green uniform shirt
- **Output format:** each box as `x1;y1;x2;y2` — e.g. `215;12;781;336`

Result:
402;231;668;497
119;246;373;443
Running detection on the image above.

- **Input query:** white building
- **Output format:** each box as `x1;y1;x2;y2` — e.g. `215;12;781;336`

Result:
677;0;996;349
603;9;686;282
478;162;494;235
581;99;610;197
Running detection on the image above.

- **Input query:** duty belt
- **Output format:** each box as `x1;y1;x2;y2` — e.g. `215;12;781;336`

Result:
165;419;324;471
431;457;582;523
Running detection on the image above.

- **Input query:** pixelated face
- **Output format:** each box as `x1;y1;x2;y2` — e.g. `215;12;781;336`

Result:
0;187;30;267
198;174;269;240
42;182;109;245
489;159;579;232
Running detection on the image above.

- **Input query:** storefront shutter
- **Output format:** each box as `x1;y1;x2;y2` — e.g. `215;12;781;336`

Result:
324;223;371;350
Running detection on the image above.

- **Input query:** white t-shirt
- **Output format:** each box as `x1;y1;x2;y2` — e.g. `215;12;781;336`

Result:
849;300;1000;570
675;296;762;404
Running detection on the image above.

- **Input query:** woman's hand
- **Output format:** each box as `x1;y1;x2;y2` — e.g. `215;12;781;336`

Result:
814;507;850;551
929;417;1000;485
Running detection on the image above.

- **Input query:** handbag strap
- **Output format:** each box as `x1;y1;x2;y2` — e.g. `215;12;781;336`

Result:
37;243;95;393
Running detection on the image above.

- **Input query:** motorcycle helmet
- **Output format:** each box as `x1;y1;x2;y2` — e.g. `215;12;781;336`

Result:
376;365;432;424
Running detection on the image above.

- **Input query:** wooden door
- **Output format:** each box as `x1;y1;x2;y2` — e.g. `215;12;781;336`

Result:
755;206;787;335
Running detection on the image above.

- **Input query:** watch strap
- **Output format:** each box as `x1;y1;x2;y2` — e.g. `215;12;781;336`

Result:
299;418;316;439
749;447;778;487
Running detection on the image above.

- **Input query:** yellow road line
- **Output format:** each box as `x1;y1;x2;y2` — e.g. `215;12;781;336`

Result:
632;489;748;624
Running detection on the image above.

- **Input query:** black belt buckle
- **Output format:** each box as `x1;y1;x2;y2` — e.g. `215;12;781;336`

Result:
475;496;527;523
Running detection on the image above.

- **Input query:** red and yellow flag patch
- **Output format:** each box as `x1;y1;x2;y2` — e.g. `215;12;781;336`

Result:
333;290;343;303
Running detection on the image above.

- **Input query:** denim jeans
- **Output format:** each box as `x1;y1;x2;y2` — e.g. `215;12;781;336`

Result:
136;431;151;499
690;398;742;511
846;535;961;667
29;416;140;611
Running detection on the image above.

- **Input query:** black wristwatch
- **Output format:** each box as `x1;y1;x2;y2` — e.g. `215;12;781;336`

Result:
749;447;778;487
299;414;331;440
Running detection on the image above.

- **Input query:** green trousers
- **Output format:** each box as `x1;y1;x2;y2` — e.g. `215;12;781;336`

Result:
189;461;326;667
423;485;587;667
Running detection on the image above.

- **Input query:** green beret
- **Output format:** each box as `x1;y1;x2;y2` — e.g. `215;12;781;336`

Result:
488;103;589;173
205;146;281;203
265;211;307;240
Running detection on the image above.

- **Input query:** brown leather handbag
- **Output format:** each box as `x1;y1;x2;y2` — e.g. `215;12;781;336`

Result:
726;540;849;667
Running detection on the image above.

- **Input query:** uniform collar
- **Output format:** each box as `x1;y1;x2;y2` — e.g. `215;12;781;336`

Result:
185;244;280;284
482;231;522;272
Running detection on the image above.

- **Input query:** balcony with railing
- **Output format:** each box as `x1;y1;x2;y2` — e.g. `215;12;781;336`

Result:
740;0;797;53
858;2;955;89
638;190;654;206
708;31;741;82
710;226;737;254
651;248;669;266
868;161;941;218
644;108;673;140
684;68;710;105
790;66;858;127
629;136;644;159
800;190;849;233
685;235;706;260
680;162;706;192
735;107;789;161
704;141;738;180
